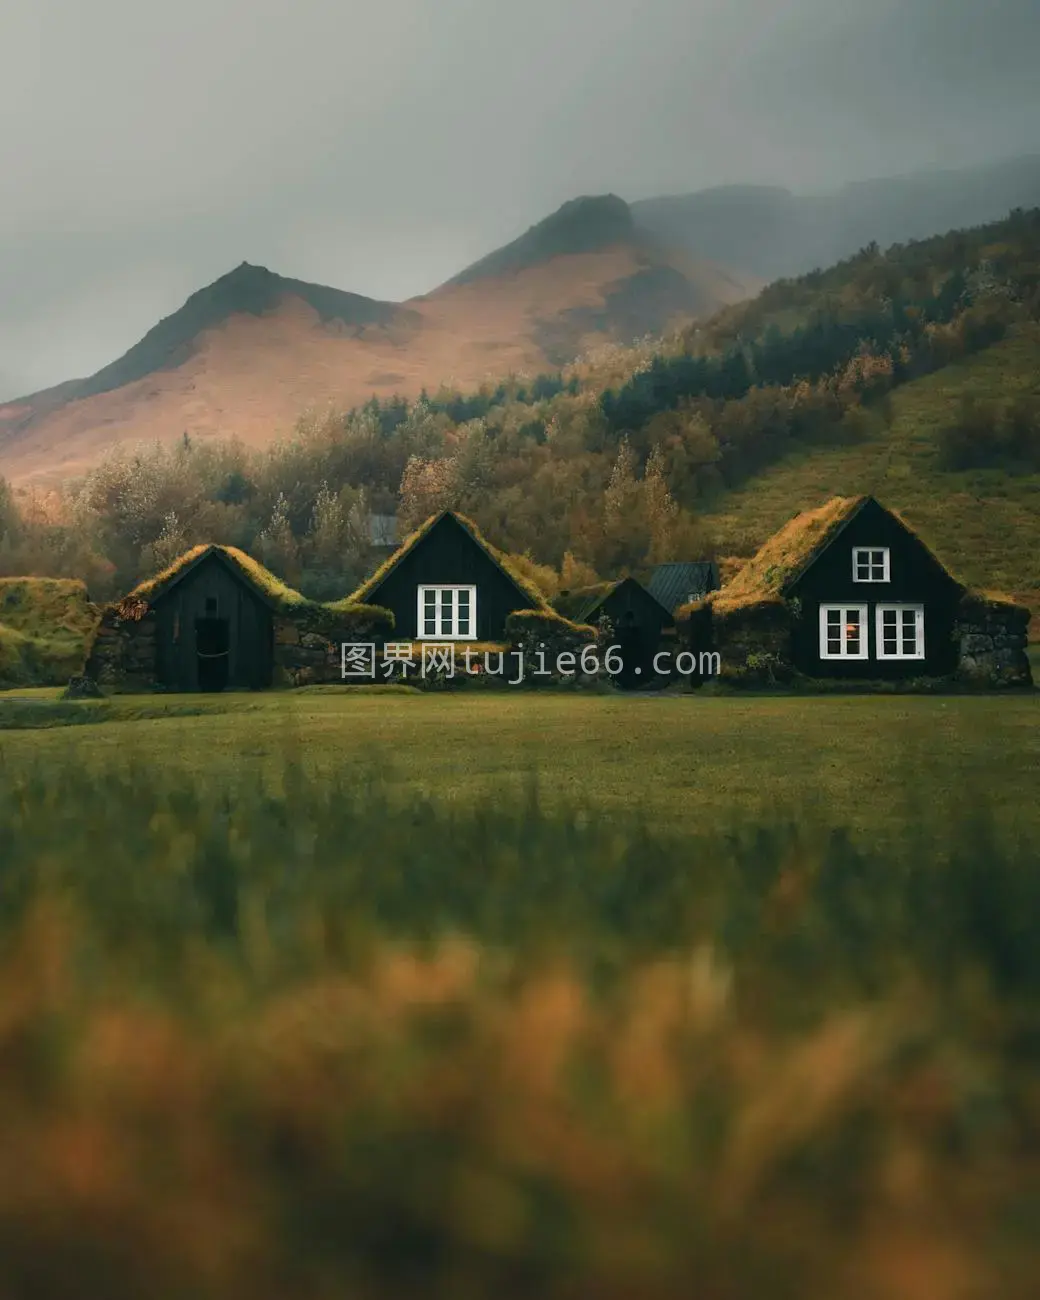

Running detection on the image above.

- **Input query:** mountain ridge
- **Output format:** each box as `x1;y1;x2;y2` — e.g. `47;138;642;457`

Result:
0;194;754;484
3;153;1039;486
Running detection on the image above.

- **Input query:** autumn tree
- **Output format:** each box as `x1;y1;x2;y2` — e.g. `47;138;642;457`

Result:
397;455;459;532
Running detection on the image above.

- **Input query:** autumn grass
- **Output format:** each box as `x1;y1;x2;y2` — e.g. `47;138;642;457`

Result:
703;325;1040;615
0;751;1039;1299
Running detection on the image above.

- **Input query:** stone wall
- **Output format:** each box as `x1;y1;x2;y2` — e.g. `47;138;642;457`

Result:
86;607;159;690
693;599;795;684
86;601;394;691
272;603;393;686
953;598;1032;688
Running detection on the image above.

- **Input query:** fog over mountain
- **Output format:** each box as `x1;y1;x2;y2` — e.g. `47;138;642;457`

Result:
2;0;1038;399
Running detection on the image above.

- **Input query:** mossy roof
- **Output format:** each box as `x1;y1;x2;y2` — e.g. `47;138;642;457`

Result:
126;544;313;611
348;510;552;610
552;581;621;623
708;495;868;614
702;495;1031;618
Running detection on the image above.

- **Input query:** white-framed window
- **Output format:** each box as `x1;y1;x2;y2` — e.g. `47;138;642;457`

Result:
417;585;477;640
819;604;869;659
875;604;925;660
852;547;890;582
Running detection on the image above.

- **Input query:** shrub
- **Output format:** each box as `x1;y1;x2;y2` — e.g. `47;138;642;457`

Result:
937;393;1040;472
504;608;598;682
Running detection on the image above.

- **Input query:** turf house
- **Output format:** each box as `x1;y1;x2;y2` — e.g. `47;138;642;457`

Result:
683;495;1032;687
553;577;674;685
348;509;552;643
88;544;392;691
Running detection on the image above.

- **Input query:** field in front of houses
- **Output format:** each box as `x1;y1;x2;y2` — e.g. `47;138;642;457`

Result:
2;686;1039;1300
1;686;1038;842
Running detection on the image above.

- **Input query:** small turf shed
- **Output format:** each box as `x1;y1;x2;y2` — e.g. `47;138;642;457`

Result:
88;545;392;691
348;510;548;642
553;577;674;684
681;495;1032;686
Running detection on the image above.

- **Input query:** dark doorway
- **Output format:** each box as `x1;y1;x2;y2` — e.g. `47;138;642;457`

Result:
195;617;230;692
614;613;646;690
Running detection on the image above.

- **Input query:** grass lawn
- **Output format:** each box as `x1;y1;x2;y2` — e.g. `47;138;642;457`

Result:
3;686;1037;844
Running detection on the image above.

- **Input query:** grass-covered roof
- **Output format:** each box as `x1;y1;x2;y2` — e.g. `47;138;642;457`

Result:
708;495;866;614
696;494;1031;620
552;581;620;623
126;544;312;611
348;510;552;610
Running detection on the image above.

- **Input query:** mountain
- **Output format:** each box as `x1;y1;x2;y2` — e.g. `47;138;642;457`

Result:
0;196;753;486
633;154;1040;282
5;156;1039;488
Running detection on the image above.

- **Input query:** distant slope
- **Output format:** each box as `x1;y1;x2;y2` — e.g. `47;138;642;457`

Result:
701;326;1040;613
444;194;638;285
425;195;754;367
634;154;1040;281
0;198;752;486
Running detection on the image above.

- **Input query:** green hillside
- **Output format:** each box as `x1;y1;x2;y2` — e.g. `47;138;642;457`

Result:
701;325;1040;612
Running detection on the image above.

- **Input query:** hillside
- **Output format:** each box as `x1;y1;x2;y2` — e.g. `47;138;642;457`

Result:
0;197;753;488
700;327;1040;614
634;153;1040;282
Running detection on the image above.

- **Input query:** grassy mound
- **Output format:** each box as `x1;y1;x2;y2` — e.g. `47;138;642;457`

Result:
0;577;100;686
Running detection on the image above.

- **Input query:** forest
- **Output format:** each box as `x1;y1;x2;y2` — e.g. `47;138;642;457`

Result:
2;208;1038;603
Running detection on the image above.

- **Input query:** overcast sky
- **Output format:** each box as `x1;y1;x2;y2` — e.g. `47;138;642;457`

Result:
2;0;1037;398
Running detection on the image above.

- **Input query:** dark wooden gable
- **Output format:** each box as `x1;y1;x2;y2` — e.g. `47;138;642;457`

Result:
151;549;274;691
360;512;540;640
584;577;675;632
786;496;963;678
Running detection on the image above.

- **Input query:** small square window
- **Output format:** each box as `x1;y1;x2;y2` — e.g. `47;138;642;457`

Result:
852;547;890;582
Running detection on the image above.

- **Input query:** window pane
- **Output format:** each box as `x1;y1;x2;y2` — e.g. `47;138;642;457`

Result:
902;611;915;653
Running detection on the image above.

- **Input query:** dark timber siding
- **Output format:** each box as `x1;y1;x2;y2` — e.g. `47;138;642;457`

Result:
594;578;674;686
788;498;962;679
594;579;673;652
365;514;539;640
152;553;274;691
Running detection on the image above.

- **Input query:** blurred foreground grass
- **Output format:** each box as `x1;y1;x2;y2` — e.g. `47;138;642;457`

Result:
0;756;1039;1299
